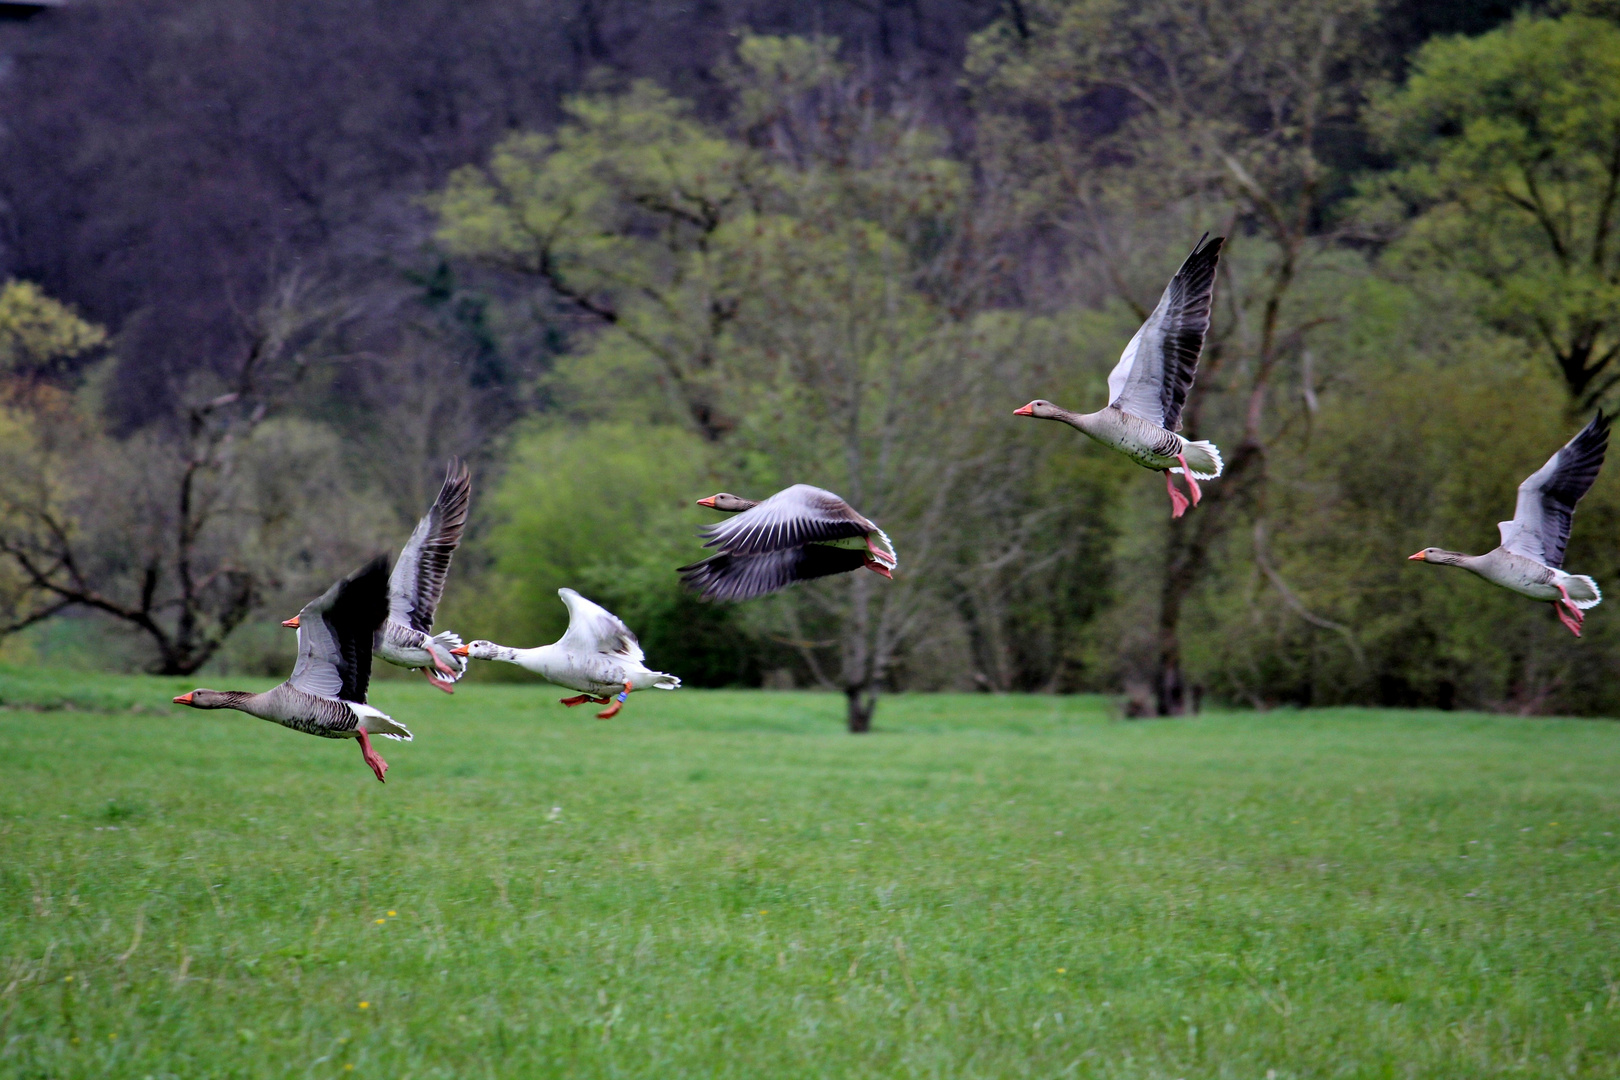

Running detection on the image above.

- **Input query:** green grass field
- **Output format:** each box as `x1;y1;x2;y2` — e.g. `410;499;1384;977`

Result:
3;671;1620;1078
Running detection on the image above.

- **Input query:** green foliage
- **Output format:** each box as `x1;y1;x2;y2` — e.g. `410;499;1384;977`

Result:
0;280;105;376
7;680;1620;1074
1367;13;1620;407
454;421;765;685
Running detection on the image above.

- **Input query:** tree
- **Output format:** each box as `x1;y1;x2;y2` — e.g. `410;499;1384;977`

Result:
965;0;1379;714
1367;13;1620;410
0;278;388;674
438;36;1049;729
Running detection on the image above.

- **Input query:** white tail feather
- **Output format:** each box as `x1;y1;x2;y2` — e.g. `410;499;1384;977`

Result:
428;631;468;679
352;702;412;741
1568;574;1602;609
1170;439;1223;480
653;673;681;690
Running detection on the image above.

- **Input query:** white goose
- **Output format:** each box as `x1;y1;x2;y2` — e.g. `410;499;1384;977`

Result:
1015;234;1225;518
453;588;680;718
678;485;898;601
1411;412;1609;636
282;459;471;692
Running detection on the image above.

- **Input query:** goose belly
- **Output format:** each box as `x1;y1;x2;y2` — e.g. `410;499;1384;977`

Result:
1083;410;1182;470
377;623;431;669
544;658;634;696
1469;551;1559;600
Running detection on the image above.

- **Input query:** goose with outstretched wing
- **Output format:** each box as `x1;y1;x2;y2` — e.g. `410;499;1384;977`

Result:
676;485;897;602
1015;234;1225;518
282;459;472;692
1410;412;1609;636
454;589;680;719
173;556;411;782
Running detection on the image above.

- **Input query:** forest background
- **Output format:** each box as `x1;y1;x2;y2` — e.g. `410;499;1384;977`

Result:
2;0;1618;728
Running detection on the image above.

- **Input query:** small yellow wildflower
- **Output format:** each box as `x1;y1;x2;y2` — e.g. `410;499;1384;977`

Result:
358;1001;369;1010
374;918;385;924
1056;968;1066;974
108;1033;116;1040
387;910;396;917
345;1065;355;1072
759;910;768;915
63;975;73;982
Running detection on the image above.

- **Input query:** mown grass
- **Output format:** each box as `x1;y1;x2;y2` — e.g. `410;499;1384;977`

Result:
2;671;1620;1078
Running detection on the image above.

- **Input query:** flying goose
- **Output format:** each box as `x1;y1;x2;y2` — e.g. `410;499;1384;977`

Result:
283;459;471;692
452;588;680;718
677;485;898;602
1015;234;1225;518
173;556;409;782
1411;412;1609;636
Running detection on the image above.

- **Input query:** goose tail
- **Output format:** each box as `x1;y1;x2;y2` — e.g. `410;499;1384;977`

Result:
353;703;413;742
428;630;468;679
1171;439;1223;480
1567;575;1602;610
651;672;682;690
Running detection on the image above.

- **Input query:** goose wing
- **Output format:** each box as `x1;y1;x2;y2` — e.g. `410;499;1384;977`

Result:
556;587;645;664
388;458;471;634
701;484;878;555
289;555;391;702
1498;412;1609;569
1106;234;1223;431
679;545;868;602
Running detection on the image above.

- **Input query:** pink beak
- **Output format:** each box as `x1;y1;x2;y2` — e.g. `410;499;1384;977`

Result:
173;693;194;705
1012;403;1036;417
450;645;469;657
696;496;717;508
1407;551;1426;561
281;615;300;628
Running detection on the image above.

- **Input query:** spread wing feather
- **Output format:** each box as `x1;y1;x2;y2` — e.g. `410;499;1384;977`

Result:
556;588;645;664
388;458;471;634
1106;234;1223;432
700;484;876;555
1499;412;1609;569
289;556;391;702
678;545;869;602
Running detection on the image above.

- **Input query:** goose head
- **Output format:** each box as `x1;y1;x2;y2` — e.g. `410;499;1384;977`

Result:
1408;548;1466;566
696;493;757;512
1013;399;1062;420
450;640;504;661
173;689;236;708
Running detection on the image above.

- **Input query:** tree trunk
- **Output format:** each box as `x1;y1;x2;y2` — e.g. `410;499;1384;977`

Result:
1154;441;1263;716
845;686;877;733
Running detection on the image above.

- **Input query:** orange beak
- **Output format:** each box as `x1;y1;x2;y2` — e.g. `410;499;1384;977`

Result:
173;693;194;705
281;615;300;628
696;496;717;508
1407;551;1427;562
1013;403;1036;417
450;645;469;657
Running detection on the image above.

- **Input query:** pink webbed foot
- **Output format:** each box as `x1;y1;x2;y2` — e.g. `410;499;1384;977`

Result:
356;729;388;783
1555;583;1586;636
560;695;594;707
596;682;632;720
424;668;456;694
1175;453;1203;507
1165;471;1190;519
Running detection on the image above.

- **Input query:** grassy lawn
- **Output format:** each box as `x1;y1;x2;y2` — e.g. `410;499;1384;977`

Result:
2;670;1620;1078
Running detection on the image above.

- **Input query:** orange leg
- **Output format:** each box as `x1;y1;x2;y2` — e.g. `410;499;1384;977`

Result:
356;729;388;783
1175;452;1203;506
1165;471;1190;519
1554;584;1585;637
424;669;456;694
596;682;632;720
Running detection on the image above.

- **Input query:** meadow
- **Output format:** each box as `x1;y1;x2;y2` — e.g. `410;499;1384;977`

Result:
2;671;1619;1078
